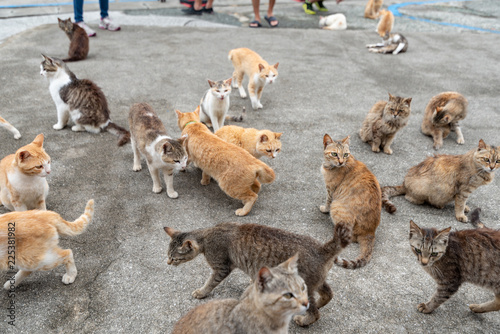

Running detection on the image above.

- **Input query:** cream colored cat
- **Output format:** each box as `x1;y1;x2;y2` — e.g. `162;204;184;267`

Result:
0;116;21;139
377;9;394;37
215;125;282;159
364;0;383;19
0;134;51;211
228;48;279;110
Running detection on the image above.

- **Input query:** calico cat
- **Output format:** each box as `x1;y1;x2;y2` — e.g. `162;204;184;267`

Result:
364;0;383;19
228;48;279;110
359;93;412;154
0;115;21;139
366;32;408;55
40;54;130;146
165;222;351;326
421;92;468;150
199;78;232;132
320;134;382;269
128;103;188;198
409;219;500;314
1;199;94;288
172;255;309;334
215;125;282;159
376;9;394;37
318;14;347;30
382;139;499;222
57;18;89;62
0;134;51;211
176;107;275;216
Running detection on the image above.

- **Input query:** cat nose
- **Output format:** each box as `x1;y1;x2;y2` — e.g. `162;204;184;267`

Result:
302;300;309;309
167;258;173;265
421;258;429;266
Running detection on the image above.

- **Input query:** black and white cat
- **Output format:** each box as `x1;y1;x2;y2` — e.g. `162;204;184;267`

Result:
366;32;408;55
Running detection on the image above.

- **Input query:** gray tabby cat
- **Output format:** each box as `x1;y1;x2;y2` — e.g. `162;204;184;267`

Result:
410;216;500;314
128;103;188;198
164;222;350;327
366;32;408;55
40;55;130;146
359;93;412;154
172;254;309;334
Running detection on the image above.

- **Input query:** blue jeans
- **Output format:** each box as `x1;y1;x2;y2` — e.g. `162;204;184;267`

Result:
74;0;109;22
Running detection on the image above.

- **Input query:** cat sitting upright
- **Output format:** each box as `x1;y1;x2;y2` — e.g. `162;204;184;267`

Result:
364;0;383;19
57;18;89;62
318;14;347;30
199;78;232;132
0;134;51;211
0;115;21;139
40;54;130;146
215;125;282;159
228;48;279;110
128;103;188;198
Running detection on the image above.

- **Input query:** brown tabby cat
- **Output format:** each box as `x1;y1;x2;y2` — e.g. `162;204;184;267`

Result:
409;218;500;314
364;0;383;19
215;125;283;159
382;139;499;222
359;93;412;154
421;92;468;150
57;18;89;62
164;222;350;326
320;134;382;269
228;48;279;110
377;9;394;37
172;255;309;334
128;103;188;198
176;107;275;216
0;115;21;139
1;199;94;288
0;134;51;211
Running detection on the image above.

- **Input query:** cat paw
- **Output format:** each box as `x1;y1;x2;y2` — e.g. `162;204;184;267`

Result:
53;123;65;130
192;289;209;299
3;280;12;290
464;205;470;213
62;273;76;284
469;304;486;313
167;191;179;199
319;205;329;214
239;91;247;98
235;208;249;216
200;179;211;186
417;303;433;314
457;137;465;145
152;186;163;194
433;143;442;150
456;214;468;223
293;314;316;327
13;132;21;140
71;125;85;132
371;146;381;153
383;147;393;155
133;165;142;172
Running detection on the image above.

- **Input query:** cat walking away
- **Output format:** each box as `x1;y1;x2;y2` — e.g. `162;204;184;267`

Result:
172;255;309;334
58;18;89;62
165;223;350;326
382;139;499;222
40;55;130;146
215;125;282;159
0;116;21;139
410;218;500;314
128;103;188;198
1;199;94;288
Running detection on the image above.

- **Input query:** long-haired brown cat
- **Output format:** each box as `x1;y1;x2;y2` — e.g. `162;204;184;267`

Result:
364;0;383;19
176;107;275;216
1;199;94;288
320;134;382;269
410;215;500;314
40;55;130;146
382;139;499;222
172;254;309;334
215;125;283;159
0;134;51;211
359;93;412;154
165;222;350;327
57;18;89;62
228;48;279;110
421;92;468;150
0;115;21;139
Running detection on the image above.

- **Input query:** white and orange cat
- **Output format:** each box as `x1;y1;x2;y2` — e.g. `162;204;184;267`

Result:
0;134;51;211
215;125;282;159
377;9;394;37
228;48;279;110
199;78;232;131
364;0;383;19
1;199;94;288
0;116;21;140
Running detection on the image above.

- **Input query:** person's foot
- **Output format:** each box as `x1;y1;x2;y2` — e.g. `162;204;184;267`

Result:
99;16;121;31
303;1;316;15
315;1;328;12
203;7;214;14
182;6;203;15
76;21;96;37
249;20;262;28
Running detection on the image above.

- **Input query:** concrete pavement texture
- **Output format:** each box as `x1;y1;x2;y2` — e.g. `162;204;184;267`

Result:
1;0;500;333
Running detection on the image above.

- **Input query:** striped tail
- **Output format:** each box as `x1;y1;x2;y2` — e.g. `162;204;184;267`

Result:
320;223;352;259
52;199;94;237
106;122;131;146
381;185;405;213
334;234;375;270
256;163;275;184
469;208;485;228
225;107;246;123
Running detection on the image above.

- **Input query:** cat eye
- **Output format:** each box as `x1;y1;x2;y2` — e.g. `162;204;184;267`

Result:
266;149;272;153
174;160;180;163
431;252;438;257
276;149;280;152
343;153;349;158
484;158;490;162
414;248;422;254
331;152;337;157
283;293;294;299
36;165;43;169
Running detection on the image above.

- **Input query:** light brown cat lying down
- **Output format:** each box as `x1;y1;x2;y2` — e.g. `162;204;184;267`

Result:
176;107;275;216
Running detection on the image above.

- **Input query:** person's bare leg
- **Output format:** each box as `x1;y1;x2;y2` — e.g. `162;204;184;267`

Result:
206;0;214;9
252;0;261;23
193;0;202;10
266;0;278;27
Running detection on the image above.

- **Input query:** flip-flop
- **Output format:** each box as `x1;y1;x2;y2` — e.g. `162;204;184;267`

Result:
264;15;279;28
249;20;262;28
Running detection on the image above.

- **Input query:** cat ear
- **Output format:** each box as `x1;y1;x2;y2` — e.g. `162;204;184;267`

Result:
404;97;412;105
388;93;394;100
162;142;172;154
179;134;188;145
260;134;269;143
323;134;333;148
41;54;52;63
275;132;283;139
163;227;180;238
207;79;216;87
478;139;487;150
57;18;62;22
409;220;422;239
182;240;199;251
341;135;350;146
282;253;299;274
258;64;265;72
257;266;273;292
225;78;232;86
194;106;201;117
18;151;31;161
435;227;451;245
32;133;44;147
273;62;279;70
175;110;182;119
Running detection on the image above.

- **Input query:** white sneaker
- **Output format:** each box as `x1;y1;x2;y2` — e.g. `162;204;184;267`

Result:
76;21;96;37
99;17;121;31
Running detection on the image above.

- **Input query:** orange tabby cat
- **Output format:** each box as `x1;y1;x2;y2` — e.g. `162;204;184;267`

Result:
1;199;94;288
364;0;383;19
215;125;283;159
0;116;21;139
377;9;394;37
176;107;275;216
228;48;279;110
0;134;51;211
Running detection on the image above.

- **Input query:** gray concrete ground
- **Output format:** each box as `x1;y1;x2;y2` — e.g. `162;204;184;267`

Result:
1;0;500;333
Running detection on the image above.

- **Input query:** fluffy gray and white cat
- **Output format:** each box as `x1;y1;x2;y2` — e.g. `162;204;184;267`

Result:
40;55;130;146
366;32;408;55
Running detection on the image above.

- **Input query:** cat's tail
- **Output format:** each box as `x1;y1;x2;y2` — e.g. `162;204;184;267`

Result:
381;185;405;214
469;208;485;229
225;107;246;123
52;199;94;237
334;233;375;270
106;122;131;146
256;163;275;184
320;223;352;259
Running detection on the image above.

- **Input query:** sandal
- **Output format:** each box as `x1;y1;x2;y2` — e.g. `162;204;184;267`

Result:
264;15;279;27
249;20;262;28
